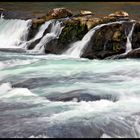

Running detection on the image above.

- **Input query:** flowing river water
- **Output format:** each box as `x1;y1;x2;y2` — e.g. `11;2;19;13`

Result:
0;2;140;138
1;52;140;138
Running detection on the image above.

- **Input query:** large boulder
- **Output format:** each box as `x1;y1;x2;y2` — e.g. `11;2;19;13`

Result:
80;10;93;15
59;19;88;45
73;12;129;30
81;22;133;59
46;7;73;20
126;49;140;58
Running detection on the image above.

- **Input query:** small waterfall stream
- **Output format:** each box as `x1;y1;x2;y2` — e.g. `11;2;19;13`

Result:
125;22;135;53
64;21;125;58
22;20;53;49
30;20;64;53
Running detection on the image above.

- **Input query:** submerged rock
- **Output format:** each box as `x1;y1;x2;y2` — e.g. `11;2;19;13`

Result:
81;22;128;59
11;8;138;60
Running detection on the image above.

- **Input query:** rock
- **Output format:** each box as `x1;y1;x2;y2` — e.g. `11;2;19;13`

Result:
132;22;140;49
59;19;88;45
32;18;46;28
46;7;73;20
112;31;122;42
81;22;128;59
108;11;129;18
44;38;60;54
126;49;140;58
44;19;88;55
80;10;93;15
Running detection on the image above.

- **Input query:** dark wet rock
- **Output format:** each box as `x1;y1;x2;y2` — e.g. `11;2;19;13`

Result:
12;77;55;89
44;38;60;54
81;22;129;59
60;19;88;44
47;90;118;102
126;49;140;58
132;22;140;50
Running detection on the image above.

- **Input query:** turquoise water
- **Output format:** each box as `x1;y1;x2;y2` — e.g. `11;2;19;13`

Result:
0;4;140;137
0;51;140;138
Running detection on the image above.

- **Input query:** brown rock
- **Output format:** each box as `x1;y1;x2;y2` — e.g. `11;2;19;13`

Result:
126;49;140;58
80;10;93;15
46;7;73;20
108;11;129;18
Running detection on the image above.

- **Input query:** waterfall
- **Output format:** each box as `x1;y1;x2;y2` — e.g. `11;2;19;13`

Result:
22;20;53;49
0;18;32;49
125;22;135;53
30;20;63;53
64;21;126;58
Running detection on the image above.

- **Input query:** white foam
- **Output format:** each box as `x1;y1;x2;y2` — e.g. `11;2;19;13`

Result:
125;23;135;53
31;20;63;53
0;19;32;48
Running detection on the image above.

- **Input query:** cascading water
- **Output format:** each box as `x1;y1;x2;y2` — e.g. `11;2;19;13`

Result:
0;14;140;138
0;18;32;49
22;20;53;49
64;21;125;58
125;22;135;53
30;20;63;53
107;21;136;59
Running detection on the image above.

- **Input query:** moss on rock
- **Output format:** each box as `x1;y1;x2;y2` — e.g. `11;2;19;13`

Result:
59;19;88;45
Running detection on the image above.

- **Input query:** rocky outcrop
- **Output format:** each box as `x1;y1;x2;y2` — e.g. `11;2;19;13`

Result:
126;49;140;58
46;8;73;20
44;19;88;54
108;11;129;18
2;8;138;60
81;22;129;59
80;10;93;15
